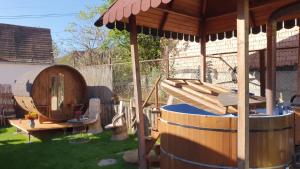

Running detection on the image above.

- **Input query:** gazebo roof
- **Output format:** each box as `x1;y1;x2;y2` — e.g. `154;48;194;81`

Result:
95;0;300;42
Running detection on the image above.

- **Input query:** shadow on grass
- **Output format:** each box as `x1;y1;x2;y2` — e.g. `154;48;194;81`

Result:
0;126;8;134
0;127;138;169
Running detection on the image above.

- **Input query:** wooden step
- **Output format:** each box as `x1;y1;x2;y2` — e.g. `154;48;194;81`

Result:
146;138;157;155
150;129;160;139
151;109;161;114
145;129;160;155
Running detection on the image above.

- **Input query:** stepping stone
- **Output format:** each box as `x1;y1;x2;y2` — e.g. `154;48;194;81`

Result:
123;149;138;164
97;159;117;167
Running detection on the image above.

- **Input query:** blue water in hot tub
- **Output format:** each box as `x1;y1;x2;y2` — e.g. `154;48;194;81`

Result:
162;104;292;117
162;104;219;116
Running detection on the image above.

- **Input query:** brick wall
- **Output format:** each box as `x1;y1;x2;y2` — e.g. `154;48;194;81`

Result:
0;23;53;63
173;27;300;101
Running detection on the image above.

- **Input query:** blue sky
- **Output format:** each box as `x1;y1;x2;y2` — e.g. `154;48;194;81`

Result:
0;0;105;52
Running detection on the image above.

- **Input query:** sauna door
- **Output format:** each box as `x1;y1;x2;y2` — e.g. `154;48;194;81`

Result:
50;73;65;120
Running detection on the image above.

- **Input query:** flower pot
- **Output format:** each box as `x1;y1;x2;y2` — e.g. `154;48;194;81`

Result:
29;119;35;128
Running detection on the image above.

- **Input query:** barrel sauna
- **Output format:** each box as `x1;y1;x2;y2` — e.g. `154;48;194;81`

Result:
13;65;87;122
159;104;294;169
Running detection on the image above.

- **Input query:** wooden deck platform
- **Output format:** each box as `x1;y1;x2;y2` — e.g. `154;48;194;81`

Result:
9;119;87;133
9;119;89;142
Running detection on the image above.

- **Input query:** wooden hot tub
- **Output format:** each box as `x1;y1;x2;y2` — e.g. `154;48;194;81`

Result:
159;104;294;169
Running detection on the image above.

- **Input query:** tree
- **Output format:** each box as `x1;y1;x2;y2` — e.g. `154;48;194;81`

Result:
57;0;181;98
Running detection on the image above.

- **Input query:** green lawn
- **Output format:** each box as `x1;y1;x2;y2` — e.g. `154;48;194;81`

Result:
0;127;138;169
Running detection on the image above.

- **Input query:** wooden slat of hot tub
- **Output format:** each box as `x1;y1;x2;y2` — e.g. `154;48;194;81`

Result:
295;108;300;145
160;109;294;169
160;110;237;167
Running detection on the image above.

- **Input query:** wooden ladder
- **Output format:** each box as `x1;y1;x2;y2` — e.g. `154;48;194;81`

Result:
142;76;162;167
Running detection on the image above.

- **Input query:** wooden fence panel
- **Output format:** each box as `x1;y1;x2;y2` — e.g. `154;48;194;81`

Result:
77;65;114;126
115;100;158;135
0;84;16;125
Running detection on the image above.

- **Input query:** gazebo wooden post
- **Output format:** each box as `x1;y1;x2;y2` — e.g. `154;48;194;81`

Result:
200;24;206;82
266;21;277;115
129;15;148;169
237;0;250;168
298;26;300;94
259;50;266;97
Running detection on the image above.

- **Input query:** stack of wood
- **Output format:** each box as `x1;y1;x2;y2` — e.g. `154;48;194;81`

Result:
161;79;265;114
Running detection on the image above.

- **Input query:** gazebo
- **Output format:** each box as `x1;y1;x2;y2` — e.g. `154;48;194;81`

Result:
95;0;300;168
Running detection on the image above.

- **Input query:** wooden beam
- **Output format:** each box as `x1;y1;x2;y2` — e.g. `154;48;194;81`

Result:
185;81;213;94
181;86;220;105
204;0;296;34
163;79;186;87
298;26;300;94
165;47;170;79
199;0;207;82
250;11;256;27
237;0;250;168
201;0;207;18
200;24;206;82
269;1;300;21
129;15;147;169
142;76;162;108
159;0;175;30
156;7;202;21
202;82;231;93
259;50;266;97
266;21;277;115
